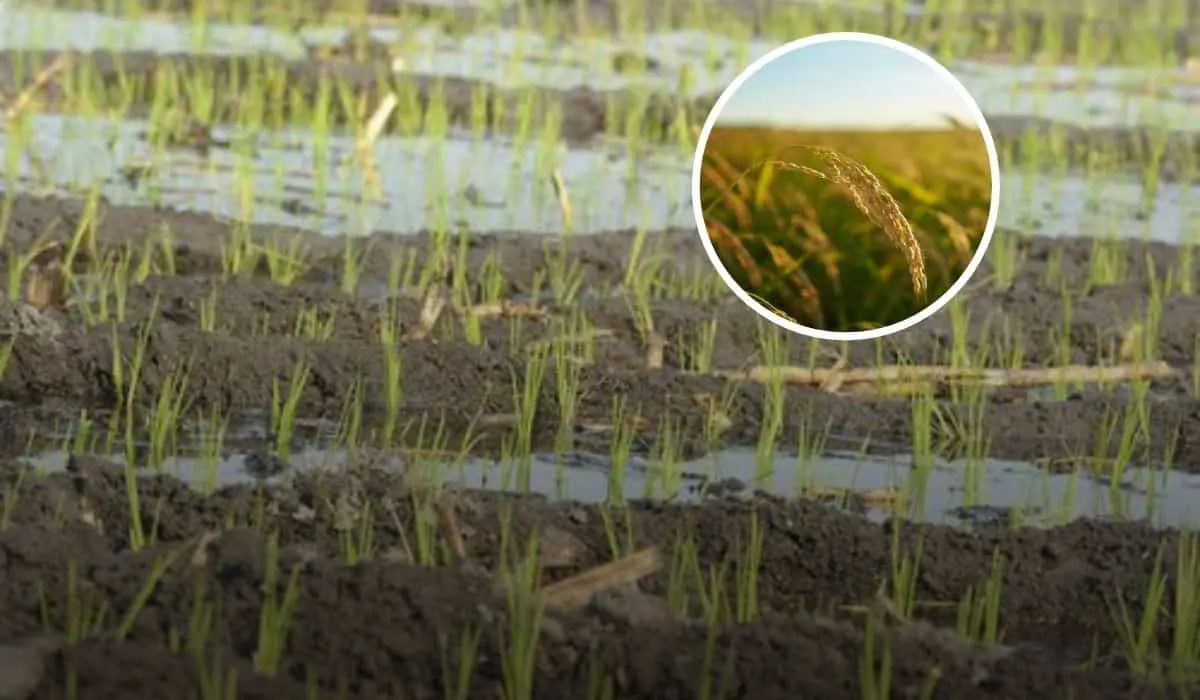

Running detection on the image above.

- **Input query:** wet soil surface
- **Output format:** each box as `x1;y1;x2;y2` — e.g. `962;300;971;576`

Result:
1;7;1197;699
0;192;1196;470
2;457;1198;699
1;50;1196;179
0;193;1191;697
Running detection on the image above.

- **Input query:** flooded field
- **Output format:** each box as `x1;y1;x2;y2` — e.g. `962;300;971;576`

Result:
1;0;1200;698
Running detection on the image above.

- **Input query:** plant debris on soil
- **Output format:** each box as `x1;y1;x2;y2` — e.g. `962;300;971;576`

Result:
1;0;1199;697
0;192;1197;698
1;457;1198;700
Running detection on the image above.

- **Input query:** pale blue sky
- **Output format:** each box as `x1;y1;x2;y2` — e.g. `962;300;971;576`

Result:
716;40;979;130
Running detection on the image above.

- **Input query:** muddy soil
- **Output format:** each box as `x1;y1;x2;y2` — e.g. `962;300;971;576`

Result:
0;168;1194;700
0;193;1193;474
0;456;1196;699
1;6;1197;699
1;50;1196;179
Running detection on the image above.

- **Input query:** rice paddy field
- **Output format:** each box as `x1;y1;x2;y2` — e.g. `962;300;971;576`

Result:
698;125;994;331
0;0;1198;698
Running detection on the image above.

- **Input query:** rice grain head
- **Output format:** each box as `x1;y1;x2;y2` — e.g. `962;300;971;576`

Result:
769;145;927;300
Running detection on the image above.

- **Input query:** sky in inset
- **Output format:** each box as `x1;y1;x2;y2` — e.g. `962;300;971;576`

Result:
716;39;980;130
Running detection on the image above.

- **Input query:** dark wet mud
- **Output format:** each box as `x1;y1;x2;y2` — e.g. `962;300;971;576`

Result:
1;50;1196;179
0;192;1196;472
2;457;1198;699
0;9;1196;691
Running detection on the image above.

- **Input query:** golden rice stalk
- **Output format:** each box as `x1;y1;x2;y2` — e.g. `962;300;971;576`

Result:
747;291;798;323
703;145;928;301
768;145;926;299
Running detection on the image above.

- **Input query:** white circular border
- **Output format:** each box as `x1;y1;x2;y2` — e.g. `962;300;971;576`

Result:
691;32;1002;342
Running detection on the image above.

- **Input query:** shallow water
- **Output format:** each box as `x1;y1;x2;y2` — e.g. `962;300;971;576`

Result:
0;4;1195;240
0;3;1195;130
6;112;694;234
21;439;1200;529
3;110;1195;239
958;61;1200;129
999;170;1198;243
0;3;308;57
19;409;1200;529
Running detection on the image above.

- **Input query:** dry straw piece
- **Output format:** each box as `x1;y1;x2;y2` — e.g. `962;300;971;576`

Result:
703;144;928;301
714;360;1177;389
24;266;65;312
536;547;663;610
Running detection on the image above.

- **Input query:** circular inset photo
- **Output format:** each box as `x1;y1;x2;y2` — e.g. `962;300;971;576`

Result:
692;32;1000;341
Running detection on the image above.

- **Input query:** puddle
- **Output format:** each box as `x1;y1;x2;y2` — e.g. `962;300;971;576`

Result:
960;61;1199;131
20;441;1200;529
0;110;1193;239
22;406;1200;529
999;170;1199;243
19;408;1200;528
5;112;693;234
753;447;1200;528
0;5;1195;239
0;3;310;58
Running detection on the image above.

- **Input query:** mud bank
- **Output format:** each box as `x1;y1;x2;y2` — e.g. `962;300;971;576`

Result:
0;194;1194;471
1;459;1197;699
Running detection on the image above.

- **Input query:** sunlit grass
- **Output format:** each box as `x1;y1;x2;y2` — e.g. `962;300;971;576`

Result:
700;126;992;331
